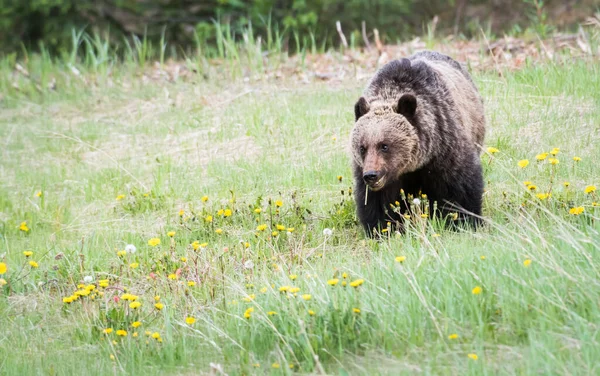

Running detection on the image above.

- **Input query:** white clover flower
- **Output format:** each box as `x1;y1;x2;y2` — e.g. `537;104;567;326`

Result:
83;275;93;283
323;228;333;236
125;244;137;254
412;198;421;206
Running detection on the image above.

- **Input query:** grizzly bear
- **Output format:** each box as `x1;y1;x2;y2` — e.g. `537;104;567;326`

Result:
351;51;485;236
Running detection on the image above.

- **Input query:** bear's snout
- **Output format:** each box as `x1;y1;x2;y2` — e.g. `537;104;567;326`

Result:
363;170;380;184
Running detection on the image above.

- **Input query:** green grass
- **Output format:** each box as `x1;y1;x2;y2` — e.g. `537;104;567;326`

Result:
1;40;600;375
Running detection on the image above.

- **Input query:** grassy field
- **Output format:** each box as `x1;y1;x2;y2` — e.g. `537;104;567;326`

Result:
1;36;599;375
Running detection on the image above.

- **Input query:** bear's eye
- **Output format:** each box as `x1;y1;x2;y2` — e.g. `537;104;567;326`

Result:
380;144;389;152
359;146;366;156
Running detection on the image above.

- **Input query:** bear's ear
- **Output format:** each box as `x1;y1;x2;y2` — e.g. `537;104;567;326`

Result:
396;94;417;119
354;97;370;121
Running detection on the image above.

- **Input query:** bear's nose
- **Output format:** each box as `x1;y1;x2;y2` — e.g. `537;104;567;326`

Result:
363;171;379;183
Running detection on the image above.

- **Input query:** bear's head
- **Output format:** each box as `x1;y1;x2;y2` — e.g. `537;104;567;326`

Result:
351;94;420;192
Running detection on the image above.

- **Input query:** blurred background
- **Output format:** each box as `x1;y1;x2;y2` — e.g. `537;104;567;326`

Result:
2;0;597;56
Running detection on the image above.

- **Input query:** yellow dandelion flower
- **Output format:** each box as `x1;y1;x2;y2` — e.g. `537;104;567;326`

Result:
563;182;570;187
548;158;559;165
0;262;7;275
0;278;6;286
216;209;224;216
472;286;482;295
301;294;311;301
420;213;428;218
569;206;584;215
132;332;138;337
448;334;458;340
327;278;339;286
342;272;348;279
185;316;196;325
117;250;126;257
271;231;279;237
132;321;141;328
275;200;283;207
129;262;139;269
224;209;232;217
187;281;196;287
468;353;478;360
243;307;254;319
260;287;268;293
480;256;486;260
35;191;42;197
267;311;277;316
523;259;532;267
584;185;596;194
395;256;406;263
167;231;175;237
486;147;499;154
536;153;548;161
19;221;29;232
242;294;256;302
29;261;39;268
349;279;364;288
129;301;141;309
62;296;73;303
151;332;161;339
116;330;127;337
254;208;262;214
116;194;125;201
168;273;177;280
308;310;316;316
23;251;33;257
286;227;295;232
154;303;164;310
201;195;209;202
256;224;267;231
272;363;280;369
289;274;297;280
276;224;286;231
289;287;300;294
99;279;109;288
148;238;161;247
178;209;185;216
523;181;532;186
103;328;113;334
550;147;559;155
527;184;537;191
536;193;550;200
215;228;223;235
517;159;529;168
353;308;361;313
573;156;581;162
154;295;160;301
204;215;213;223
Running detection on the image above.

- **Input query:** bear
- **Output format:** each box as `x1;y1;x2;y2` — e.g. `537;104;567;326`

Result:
351;51;486;236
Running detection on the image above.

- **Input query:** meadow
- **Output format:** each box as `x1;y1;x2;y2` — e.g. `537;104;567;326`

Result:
0;31;599;375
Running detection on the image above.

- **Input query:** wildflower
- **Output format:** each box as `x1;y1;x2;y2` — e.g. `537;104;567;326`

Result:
168;273;177;280
129;262;139;269
185;316;196;325
204;215;213;223
275;200;283;207
289;274;297;280
353;308;361;313
536;193;550;200
187;281;196;287
103;328;113;334
569;206;584;215
272;363;280;369
167;231;175;237
349;279;364;288
224;209;232;217
420;213;428;218
256;224;267;231
201;195;209;202
243;307;254;319
448;334;458;340
148;238;161;247
35;191;42;197
253;363;260;368
536;153;548;161
0;278;6;286
155;303;164;310
271;231;278;237
468;353;478;360
308;310;316;316
288;287;299;294
563;182;570;187
62;296;73;303
548;158;559;165
286;227;295;233
0;262;7;275
584;185;596;194
83;275;93;283
267;311;277;316
116;194;125;201
342;272;348;279
215;228;223;235
151;332;161;339
327;278;339;286
412;198;421;206
29;261;39;268
323;228;333;236
260;287;268;293
523;181;532;186
550;148;559;155
527;184;537;191
486;147;499;154
274;224;286;232
23;251;33;257
116;330;127;337
302;294;312;301
254;208;262;214
242;294;256;302
472;286;482;295
395;256;406;263
99;279;109;288
19;221;29;232
217;209;224;216
178;209;185;216
117;250;126;257
480;256;486;260
125;244;137;254
573;156;581;162
132;321;141;328
154;296;160;301
523;259;532;267
130;301;141;309
518;159;529;168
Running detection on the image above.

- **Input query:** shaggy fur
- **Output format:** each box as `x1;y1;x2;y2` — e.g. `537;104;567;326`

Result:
351;51;486;236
